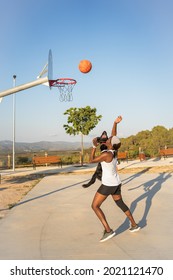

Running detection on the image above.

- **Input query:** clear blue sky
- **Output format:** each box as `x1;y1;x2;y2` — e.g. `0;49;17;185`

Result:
0;0;173;143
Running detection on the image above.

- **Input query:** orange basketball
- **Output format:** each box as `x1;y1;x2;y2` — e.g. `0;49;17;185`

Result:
78;59;92;73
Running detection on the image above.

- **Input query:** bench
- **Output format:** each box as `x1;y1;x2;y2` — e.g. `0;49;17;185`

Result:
159;148;173;159
117;151;128;162
32;155;62;169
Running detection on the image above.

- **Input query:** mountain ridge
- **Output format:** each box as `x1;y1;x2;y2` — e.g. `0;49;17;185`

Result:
0;140;92;153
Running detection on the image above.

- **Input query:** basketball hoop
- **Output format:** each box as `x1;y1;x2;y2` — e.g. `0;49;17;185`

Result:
49;78;77;102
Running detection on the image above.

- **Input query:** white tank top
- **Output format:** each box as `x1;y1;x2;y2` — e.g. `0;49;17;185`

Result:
101;151;121;186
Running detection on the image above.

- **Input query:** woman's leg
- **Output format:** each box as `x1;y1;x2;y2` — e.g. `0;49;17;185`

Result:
112;194;137;227
91;192;111;232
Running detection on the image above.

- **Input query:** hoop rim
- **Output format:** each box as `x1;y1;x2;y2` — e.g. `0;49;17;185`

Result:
49;78;77;87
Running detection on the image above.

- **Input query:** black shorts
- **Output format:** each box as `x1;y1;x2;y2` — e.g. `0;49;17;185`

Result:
97;183;122;196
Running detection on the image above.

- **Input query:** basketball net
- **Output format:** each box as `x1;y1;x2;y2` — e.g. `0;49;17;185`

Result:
49;78;77;102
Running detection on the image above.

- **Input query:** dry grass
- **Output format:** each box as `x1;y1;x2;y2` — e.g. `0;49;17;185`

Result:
118;165;173;174
0;174;43;219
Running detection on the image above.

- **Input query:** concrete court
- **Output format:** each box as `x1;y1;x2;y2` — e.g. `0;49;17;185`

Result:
0;161;173;260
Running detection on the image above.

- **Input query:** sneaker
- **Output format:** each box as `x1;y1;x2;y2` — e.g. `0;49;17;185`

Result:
100;229;116;243
129;224;140;232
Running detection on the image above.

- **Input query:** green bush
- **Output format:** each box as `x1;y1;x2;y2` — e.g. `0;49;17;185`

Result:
17;156;31;165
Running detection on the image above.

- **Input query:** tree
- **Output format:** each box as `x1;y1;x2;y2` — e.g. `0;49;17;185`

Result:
63;106;102;165
120;125;173;158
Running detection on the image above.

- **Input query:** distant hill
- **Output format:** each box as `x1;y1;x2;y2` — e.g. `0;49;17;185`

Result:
0;140;92;154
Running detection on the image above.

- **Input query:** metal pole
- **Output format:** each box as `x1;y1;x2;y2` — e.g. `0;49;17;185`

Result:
12;75;16;171
0;77;48;98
